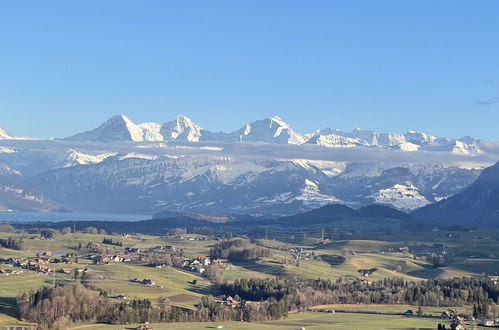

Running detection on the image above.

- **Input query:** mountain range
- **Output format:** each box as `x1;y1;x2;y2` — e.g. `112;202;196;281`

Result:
0;114;494;219
62;114;482;154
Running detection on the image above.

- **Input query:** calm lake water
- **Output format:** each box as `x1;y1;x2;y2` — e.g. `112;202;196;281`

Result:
0;212;151;223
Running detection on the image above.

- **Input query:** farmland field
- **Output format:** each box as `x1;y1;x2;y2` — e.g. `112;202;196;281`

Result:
1;228;498;328
71;312;452;329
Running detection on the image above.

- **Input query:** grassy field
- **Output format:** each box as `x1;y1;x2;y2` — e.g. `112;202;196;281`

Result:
3;229;498;282
0;232;215;257
310;304;472;316
0;262;209;311
0;313;35;327
1;229;499;328
89;263;209;309
71;312;451;329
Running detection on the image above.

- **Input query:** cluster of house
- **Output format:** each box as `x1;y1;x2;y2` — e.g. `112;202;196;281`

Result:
406;243;448;258
403;308;483;330
150;255;225;274
125;247;141;253
0;268;23;275
440;310;466;329
100;255;134;263
0;257;52;274
90;245;180;265
176;235;208;241
147;245;175;252
289;247;316;261
438;309;499;330
0;250;85;275
181;256;222;274
86;247;143;264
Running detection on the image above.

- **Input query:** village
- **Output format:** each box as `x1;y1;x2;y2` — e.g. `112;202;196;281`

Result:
1;227;499;330
0;247;223;278
0;231;228;288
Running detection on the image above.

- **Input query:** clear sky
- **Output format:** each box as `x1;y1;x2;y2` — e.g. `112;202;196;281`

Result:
1;1;499;140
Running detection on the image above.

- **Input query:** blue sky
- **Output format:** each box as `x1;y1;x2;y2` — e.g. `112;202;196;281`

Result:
1;1;499;140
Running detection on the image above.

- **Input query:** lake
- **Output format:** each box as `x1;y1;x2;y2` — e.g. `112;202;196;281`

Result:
0;211;151;223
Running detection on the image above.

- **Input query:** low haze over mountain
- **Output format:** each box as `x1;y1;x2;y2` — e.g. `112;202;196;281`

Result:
0;114;493;215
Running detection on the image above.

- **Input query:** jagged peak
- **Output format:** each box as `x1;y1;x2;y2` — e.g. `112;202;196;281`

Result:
162;114;199;128
160;114;202;142
168;114;200;128
0;126;28;140
175;114;192;122
62;114;482;152
0;126;14;139
100;114;137;129
107;113;132;122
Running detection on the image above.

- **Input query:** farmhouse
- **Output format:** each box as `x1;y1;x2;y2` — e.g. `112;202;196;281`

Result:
37;251;52;257
59;268;72;274
0;268;23;275
441;309;456;319
225;296;239;308
36;264;51;274
135;321;151;329
487;275;498;285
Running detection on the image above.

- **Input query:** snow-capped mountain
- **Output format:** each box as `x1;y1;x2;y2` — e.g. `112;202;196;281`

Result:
306;128;481;155
63;114;482;155
65;115;308;145
54;149;117;168
66;114;207;143
230;116;307;144
0;127;14;140
0;127;25;140
0;114;492;214
24;155;480;215
66;114;164;142
160;115;203;142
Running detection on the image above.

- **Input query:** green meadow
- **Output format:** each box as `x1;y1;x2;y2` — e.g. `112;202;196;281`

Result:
1;228;499;328
71;312;449;330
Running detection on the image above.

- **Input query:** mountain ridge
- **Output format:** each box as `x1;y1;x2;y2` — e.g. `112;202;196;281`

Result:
33;113;482;155
414;161;499;228
0;114;491;215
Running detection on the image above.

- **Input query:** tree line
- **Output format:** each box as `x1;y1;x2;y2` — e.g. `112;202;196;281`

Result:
17;283;285;329
17;277;499;328
102;237;123;246
0;237;24;250
217;277;498;317
210;238;272;262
